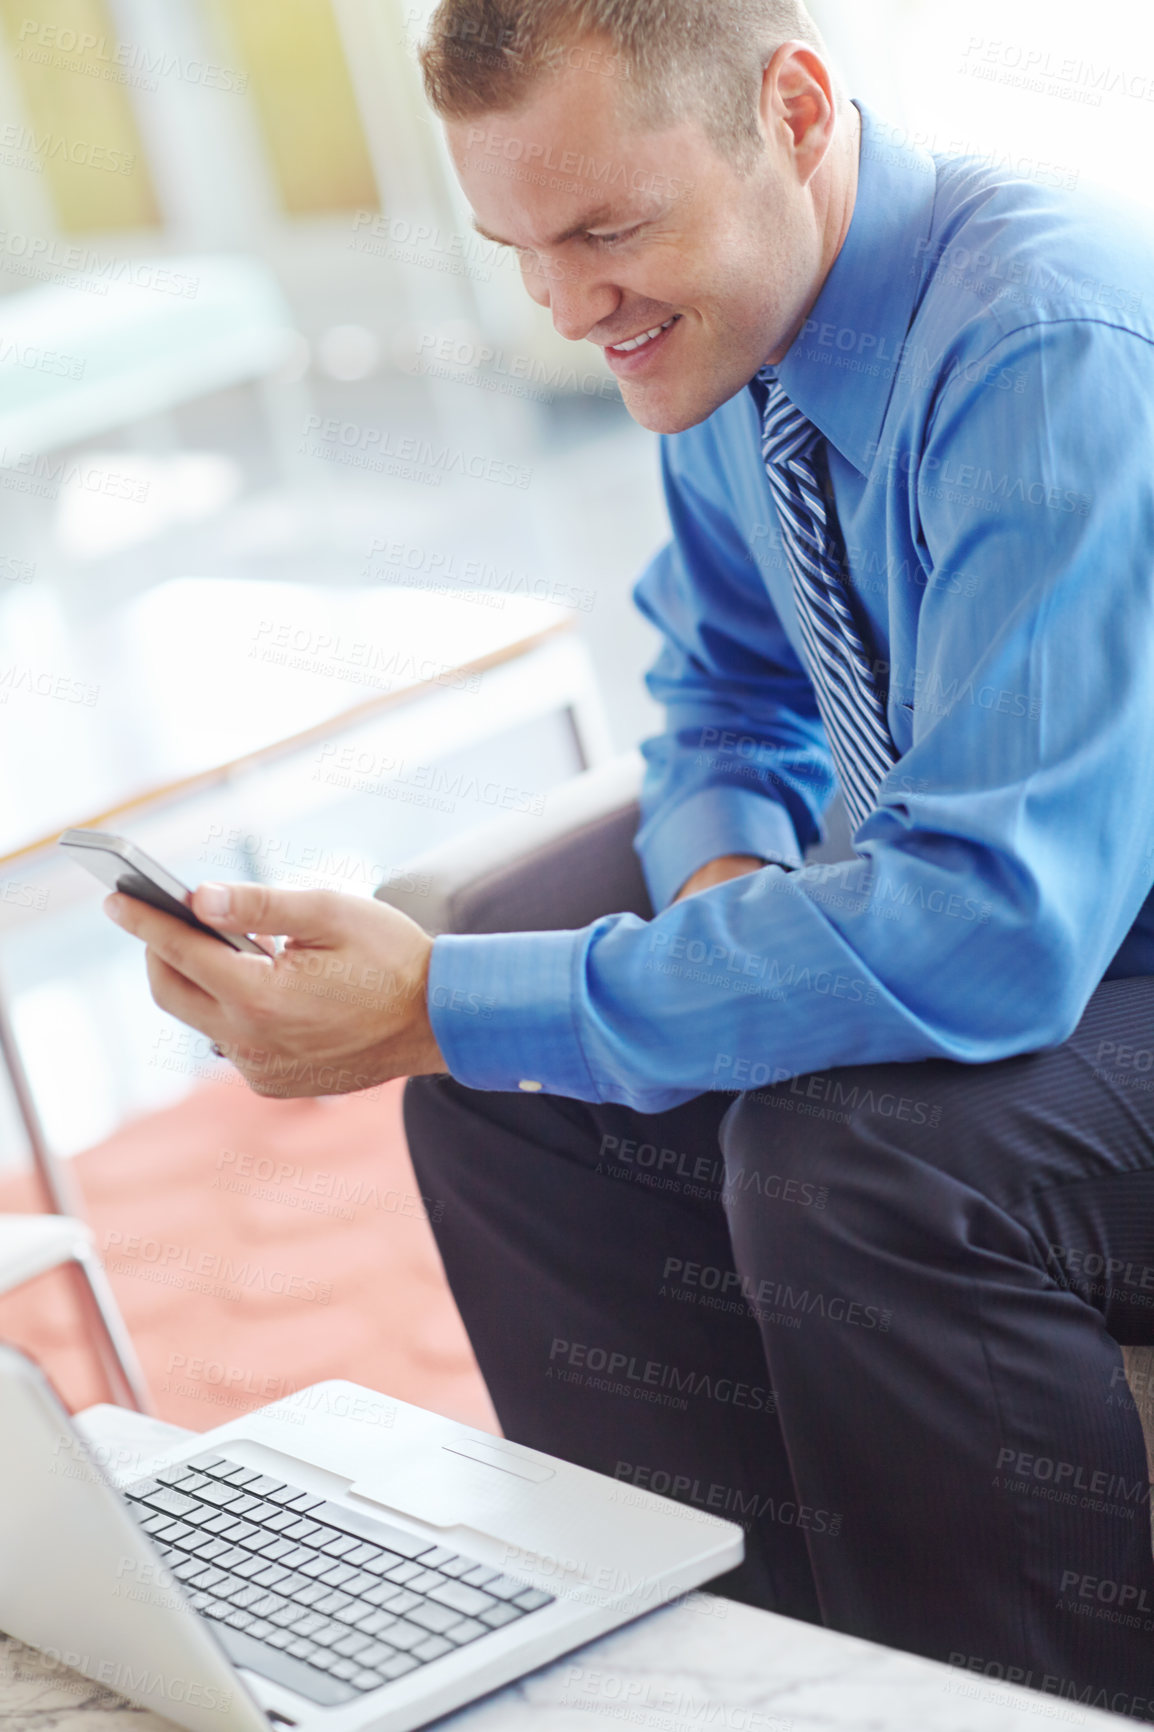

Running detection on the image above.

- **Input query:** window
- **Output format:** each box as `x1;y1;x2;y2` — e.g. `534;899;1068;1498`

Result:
0;0;160;231
208;0;377;216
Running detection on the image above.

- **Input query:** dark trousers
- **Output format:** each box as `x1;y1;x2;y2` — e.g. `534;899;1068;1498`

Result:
404;976;1154;1720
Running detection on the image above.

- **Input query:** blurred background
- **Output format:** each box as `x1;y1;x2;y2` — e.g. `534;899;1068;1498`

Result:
0;0;1151;1422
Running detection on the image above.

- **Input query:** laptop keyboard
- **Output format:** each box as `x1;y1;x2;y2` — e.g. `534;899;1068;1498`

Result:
123;1452;555;1706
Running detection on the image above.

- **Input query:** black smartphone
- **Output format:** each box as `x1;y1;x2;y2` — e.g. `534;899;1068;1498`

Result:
58;828;273;955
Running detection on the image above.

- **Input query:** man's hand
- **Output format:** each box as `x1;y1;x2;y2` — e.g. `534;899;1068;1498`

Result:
673;854;767;902
105;882;446;1098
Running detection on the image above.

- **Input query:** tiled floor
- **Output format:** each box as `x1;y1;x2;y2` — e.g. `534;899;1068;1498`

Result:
0;1077;497;1436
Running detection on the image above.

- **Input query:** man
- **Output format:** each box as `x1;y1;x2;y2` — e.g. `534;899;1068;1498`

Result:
107;0;1154;1714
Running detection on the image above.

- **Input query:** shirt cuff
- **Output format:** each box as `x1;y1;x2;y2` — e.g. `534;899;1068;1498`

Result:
636;786;805;910
428;927;598;1098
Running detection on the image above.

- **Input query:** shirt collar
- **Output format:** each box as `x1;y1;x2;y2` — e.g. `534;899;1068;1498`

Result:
763;102;939;475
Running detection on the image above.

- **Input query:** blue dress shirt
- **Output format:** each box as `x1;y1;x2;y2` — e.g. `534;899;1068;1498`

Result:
427;101;1154;1113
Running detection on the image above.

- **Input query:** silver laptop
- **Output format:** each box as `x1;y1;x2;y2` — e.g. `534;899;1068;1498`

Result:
0;1345;744;1732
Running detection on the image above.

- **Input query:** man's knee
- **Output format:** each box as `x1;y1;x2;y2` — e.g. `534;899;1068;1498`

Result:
720;1080;844;1230
720;1057;1029;1252
721;1060;953;1190
718;1067;949;1293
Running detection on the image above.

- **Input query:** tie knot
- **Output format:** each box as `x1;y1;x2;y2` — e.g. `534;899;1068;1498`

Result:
759;376;821;470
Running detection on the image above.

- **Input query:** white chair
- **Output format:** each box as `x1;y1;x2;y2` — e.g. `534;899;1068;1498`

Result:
0;1214;150;1412
0;994;150;1412
0;1213;149;1407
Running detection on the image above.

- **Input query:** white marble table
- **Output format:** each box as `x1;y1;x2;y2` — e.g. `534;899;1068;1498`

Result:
1;1408;1139;1732
0;1590;1136;1732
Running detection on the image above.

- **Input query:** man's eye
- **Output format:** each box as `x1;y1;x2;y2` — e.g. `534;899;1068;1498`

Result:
588;227;638;249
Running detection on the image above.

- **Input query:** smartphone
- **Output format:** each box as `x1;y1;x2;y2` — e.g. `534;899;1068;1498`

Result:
58;828;272;955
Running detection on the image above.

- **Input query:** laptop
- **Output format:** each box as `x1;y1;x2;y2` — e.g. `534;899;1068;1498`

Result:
0;1345;744;1731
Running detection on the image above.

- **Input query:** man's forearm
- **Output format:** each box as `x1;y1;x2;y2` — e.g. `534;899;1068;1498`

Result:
673;854;768;901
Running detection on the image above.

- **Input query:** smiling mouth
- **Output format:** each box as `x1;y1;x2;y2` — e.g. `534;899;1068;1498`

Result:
605;315;680;355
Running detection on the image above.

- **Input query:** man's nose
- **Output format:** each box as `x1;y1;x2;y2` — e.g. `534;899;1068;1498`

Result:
550;273;619;342
522;255;618;341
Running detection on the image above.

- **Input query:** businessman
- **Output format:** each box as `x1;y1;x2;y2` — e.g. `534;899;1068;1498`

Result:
108;0;1154;1713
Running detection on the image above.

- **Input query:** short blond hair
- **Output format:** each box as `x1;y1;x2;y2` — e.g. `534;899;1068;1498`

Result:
420;0;836;163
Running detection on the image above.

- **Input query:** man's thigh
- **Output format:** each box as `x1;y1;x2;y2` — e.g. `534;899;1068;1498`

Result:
724;975;1154;1342
402;1076;822;1618
716;974;1154;1684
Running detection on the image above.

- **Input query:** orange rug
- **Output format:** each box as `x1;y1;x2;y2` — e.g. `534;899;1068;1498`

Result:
0;1076;497;1436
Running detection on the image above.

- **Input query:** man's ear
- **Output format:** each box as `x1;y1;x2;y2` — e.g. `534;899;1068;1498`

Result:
759;41;838;183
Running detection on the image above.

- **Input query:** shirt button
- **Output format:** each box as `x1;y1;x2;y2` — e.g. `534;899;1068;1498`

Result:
518;1080;543;1093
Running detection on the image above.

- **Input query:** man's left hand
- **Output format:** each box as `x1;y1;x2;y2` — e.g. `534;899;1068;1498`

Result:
105;882;446;1097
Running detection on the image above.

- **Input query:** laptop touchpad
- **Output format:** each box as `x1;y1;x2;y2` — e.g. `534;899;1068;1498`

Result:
440;1438;554;1481
350;1439;554;1530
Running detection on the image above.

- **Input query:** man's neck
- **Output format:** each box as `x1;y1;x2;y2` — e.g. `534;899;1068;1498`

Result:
770;101;863;367
826;101;862;277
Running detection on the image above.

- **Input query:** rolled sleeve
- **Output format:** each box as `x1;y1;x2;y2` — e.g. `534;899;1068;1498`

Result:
631;423;835;912
639;783;804;909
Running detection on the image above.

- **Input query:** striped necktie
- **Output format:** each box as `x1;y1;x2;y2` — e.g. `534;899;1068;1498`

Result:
757;369;898;833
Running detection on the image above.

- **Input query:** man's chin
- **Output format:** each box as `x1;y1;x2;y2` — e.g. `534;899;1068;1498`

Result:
618;376;744;436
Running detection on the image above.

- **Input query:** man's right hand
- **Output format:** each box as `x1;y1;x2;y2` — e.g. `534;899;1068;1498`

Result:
104;881;446;1097
673;854;767;902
